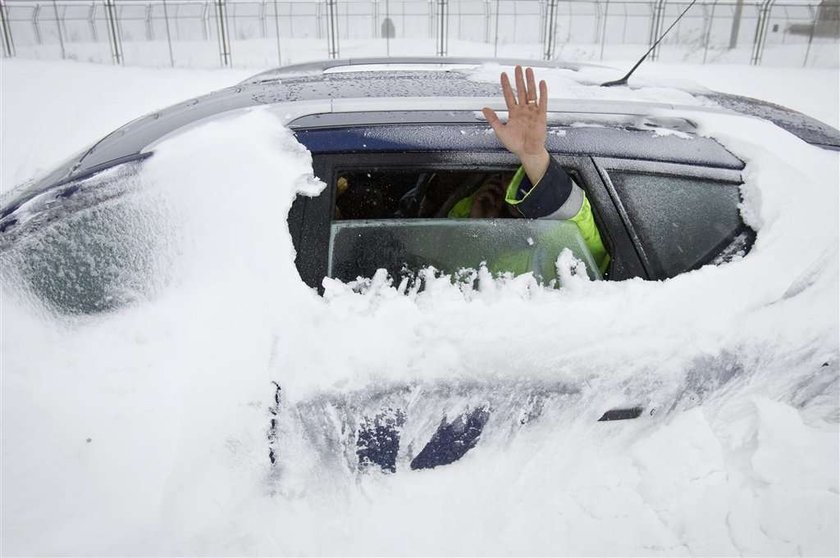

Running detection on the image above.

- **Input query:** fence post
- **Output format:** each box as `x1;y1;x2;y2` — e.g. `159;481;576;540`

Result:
484;0;490;43
173;2;181;40
325;0;339;59
729;0;744;48
456;0;461;39
88;3;97;42
385;0;391;56
104;0;123;64
162;0;175;67
435;0;448;56
649;0;666;60
702;0;718;63
51;0;66;59
599;0;611;60
215;0;232;66
542;0;559;60
145;3;154;41
0;0;14;57
750;0;774;64
538;0;545;44
32;4;42;45
749;1;763;63
802;4;816;67
372;0;378;38
566;1;573;43
202;1;210;40
273;0;282;65
428;0;434;39
494;0;500;57
780;5;788;44
593;0;602;44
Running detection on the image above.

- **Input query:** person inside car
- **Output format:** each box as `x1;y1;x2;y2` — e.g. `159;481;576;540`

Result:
450;65;610;273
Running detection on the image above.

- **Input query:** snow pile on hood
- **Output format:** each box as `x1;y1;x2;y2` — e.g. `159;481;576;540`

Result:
2;106;837;555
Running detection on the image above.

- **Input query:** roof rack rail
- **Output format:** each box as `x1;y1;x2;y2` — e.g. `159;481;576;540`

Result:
242;57;598;83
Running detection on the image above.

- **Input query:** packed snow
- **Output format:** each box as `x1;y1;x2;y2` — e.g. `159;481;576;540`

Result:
1;59;838;555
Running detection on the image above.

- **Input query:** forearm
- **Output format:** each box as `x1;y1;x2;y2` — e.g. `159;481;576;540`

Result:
505;156;577;219
518;148;551;186
505;157;610;271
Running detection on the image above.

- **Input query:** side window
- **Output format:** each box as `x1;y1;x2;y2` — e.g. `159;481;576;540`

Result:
607;171;751;278
325;167;602;284
334;170;515;220
330;220;601;285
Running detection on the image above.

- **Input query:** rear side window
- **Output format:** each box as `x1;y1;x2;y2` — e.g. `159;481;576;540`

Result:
608;172;749;278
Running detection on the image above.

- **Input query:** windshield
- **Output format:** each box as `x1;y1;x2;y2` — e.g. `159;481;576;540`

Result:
0;161;166;315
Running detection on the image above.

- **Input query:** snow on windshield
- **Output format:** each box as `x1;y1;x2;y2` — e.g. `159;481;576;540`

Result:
3;111;838;555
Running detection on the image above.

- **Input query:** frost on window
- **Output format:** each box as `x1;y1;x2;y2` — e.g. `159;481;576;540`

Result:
328;167;602;286
608;171;752;278
0;163;169;315
329;219;602;284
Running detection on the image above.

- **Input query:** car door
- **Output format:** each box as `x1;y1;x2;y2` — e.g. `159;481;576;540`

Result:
288;125;646;289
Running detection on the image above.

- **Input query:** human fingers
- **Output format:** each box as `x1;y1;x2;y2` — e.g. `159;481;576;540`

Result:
482;107;504;133
500;72;517;110
538;80;548;112
526;67;538;104
515;65;528;106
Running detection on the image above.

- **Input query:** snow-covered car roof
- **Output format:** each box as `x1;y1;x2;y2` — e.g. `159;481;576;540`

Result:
2;57;838;221
239;57;604;82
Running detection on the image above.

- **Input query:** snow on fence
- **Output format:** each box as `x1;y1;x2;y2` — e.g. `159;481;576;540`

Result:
0;0;837;67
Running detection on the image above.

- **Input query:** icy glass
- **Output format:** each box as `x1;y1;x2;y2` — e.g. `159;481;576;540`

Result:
0;163;166;315
329;219;602;283
609;172;743;277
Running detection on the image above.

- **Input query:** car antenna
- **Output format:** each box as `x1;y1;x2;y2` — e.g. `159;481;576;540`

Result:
601;0;698;87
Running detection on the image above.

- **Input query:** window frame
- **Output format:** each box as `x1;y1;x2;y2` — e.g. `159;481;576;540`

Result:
290;151;646;290
592;157;746;280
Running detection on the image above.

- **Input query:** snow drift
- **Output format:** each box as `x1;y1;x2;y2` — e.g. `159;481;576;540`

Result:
1;78;838;555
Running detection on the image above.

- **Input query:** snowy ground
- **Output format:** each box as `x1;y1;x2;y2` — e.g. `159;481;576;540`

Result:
1;58;839;555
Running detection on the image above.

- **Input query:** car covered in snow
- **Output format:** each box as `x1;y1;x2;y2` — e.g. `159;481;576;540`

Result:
1;57;838;473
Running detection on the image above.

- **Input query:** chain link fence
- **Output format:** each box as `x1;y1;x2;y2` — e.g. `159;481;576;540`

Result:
1;0;837;67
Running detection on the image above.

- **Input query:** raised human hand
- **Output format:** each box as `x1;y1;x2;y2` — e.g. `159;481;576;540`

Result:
482;66;550;185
